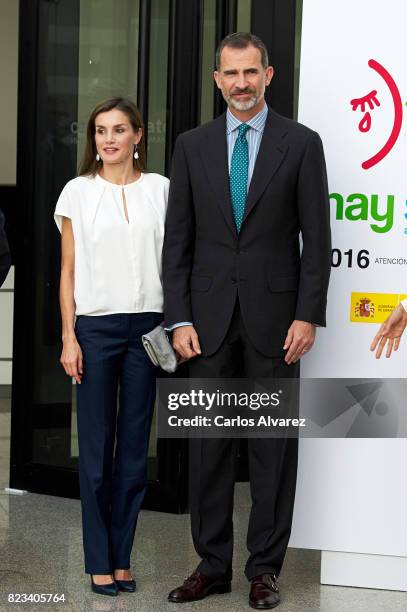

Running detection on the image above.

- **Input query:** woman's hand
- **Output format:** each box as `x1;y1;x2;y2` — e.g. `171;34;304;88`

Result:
370;303;407;359
60;336;83;383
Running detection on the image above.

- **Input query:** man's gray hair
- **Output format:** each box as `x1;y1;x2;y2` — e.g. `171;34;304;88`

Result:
215;32;269;70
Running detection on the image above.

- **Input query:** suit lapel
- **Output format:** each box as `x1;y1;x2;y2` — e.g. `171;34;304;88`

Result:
243;109;289;225
199;108;289;236
199;113;237;237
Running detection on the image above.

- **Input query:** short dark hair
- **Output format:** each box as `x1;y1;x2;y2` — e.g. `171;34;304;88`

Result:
215;32;269;70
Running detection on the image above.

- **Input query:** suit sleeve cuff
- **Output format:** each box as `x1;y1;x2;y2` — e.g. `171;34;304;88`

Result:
165;321;193;331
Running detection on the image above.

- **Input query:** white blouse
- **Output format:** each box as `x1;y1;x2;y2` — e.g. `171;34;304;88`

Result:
54;172;169;316
402;298;407;313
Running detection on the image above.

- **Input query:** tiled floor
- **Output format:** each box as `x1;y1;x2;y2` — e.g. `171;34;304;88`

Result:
1;490;406;612
0;396;406;612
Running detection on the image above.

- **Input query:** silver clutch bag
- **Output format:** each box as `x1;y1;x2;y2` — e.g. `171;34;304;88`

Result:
142;323;178;373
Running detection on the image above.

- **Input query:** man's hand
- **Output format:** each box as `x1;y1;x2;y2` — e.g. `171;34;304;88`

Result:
370;303;407;359
283;320;316;364
172;325;202;361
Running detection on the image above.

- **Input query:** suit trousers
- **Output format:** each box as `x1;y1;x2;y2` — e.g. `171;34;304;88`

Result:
75;312;162;574
188;299;299;581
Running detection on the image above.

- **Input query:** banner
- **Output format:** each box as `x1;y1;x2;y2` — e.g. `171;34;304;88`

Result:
290;0;407;560
298;0;407;378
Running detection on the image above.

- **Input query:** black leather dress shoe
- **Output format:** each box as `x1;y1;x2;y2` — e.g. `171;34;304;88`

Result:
90;576;119;597
168;570;231;602
115;578;136;592
249;574;280;609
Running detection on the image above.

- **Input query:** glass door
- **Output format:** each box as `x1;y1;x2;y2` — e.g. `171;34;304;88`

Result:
11;0;190;512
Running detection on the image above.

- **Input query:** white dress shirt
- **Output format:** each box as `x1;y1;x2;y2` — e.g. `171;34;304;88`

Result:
226;103;268;186
54;172;169;316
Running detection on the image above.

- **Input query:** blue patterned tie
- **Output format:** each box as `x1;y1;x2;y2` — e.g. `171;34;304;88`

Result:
230;123;250;233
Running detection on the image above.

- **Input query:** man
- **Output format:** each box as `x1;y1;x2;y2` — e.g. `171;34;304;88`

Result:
163;32;331;609
0;209;11;288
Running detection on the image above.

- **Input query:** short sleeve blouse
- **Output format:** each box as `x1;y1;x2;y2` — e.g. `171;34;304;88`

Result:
54;172;169;316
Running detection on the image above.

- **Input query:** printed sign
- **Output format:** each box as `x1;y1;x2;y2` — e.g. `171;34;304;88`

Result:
298;0;407;377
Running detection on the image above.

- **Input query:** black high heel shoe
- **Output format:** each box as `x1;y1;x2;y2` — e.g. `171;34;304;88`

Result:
90;576;119;596
115;578;136;593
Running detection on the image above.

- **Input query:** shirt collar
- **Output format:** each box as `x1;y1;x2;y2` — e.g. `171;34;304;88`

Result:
226;103;268;135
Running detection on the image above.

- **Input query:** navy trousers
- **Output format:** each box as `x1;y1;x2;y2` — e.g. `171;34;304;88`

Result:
75;312;162;574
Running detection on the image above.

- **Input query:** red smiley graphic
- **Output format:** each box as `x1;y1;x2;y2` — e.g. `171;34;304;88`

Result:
350;59;403;170
350;90;380;133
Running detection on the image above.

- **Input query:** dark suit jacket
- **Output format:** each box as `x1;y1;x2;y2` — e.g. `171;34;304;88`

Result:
163;107;331;357
0;209;11;288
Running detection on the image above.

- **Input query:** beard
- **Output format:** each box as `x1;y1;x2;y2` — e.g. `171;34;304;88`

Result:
224;89;259;111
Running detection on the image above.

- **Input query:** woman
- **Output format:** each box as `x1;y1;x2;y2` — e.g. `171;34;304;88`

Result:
55;97;168;596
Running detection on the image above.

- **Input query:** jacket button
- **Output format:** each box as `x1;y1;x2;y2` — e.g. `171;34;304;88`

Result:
231;278;236;284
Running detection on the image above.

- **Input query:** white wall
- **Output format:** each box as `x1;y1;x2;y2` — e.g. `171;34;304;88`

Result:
0;267;14;384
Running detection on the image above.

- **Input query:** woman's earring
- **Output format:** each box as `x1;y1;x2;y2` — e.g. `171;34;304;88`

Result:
134;144;139;160
96;153;100;161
